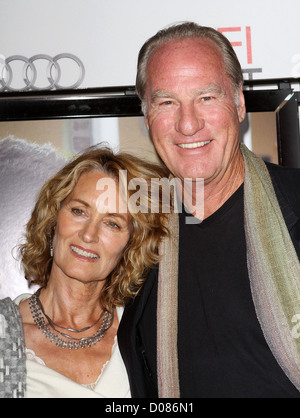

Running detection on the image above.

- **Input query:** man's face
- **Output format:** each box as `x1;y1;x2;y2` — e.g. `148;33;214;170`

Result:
144;38;246;185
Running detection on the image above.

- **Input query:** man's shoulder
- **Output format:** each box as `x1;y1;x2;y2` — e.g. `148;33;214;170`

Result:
266;161;300;176
266;161;300;188
266;162;300;216
123;266;158;315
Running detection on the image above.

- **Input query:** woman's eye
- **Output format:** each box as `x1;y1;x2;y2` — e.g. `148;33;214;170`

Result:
106;221;120;229
72;208;84;216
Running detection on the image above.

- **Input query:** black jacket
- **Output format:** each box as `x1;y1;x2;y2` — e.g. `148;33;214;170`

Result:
118;162;300;397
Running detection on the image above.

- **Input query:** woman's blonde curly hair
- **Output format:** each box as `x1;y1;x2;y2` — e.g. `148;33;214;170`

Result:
18;145;170;312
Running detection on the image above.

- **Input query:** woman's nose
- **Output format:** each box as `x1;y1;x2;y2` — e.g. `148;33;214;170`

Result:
176;104;204;136
79;220;100;243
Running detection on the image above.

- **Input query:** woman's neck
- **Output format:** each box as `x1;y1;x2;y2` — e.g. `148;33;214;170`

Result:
39;275;105;330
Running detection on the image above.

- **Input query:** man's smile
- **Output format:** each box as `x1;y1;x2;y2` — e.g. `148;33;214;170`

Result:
177;140;211;149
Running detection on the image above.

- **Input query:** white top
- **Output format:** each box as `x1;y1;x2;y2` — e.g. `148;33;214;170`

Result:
14;294;131;398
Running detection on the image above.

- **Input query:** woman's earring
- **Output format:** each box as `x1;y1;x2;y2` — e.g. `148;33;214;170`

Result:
50;240;54;257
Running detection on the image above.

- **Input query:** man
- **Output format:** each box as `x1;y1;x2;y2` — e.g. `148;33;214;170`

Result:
118;22;300;398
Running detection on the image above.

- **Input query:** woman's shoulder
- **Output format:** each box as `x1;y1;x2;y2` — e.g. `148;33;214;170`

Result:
0;295;26;353
0;295;26;336
0;296;27;398
0;293;31;314
0;297;17;315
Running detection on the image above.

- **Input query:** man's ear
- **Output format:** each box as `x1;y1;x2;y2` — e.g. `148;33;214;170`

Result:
237;87;246;123
144;115;150;131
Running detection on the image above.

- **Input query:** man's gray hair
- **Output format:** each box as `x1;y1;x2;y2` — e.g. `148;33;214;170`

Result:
136;22;243;114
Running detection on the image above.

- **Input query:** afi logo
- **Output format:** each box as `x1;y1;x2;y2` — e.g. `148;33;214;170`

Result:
218;26;253;64
218;26;262;82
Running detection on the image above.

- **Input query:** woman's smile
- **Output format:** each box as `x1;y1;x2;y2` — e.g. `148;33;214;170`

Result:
70;244;100;261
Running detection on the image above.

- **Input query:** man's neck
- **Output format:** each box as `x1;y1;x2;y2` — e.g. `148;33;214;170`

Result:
183;152;245;221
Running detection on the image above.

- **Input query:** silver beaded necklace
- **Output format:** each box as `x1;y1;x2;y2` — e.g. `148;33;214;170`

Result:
29;288;114;350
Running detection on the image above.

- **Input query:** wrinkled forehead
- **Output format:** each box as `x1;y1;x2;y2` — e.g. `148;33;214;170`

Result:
144;37;238;104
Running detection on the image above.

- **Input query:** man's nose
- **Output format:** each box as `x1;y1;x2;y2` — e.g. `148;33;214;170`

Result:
176;104;204;136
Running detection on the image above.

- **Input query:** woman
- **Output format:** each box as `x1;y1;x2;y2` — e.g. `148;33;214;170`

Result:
0;145;169;398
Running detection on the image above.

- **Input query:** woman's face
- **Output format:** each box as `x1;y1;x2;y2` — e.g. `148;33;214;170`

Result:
51;170;131;286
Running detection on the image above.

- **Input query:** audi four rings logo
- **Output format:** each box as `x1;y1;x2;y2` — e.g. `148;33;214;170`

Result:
0;53;85;91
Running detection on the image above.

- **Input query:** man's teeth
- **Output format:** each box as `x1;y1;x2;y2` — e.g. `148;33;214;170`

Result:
70;246;100;259
178;140;211;149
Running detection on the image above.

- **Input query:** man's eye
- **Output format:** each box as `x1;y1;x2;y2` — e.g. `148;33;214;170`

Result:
201;96;217;103
160;100;173;106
